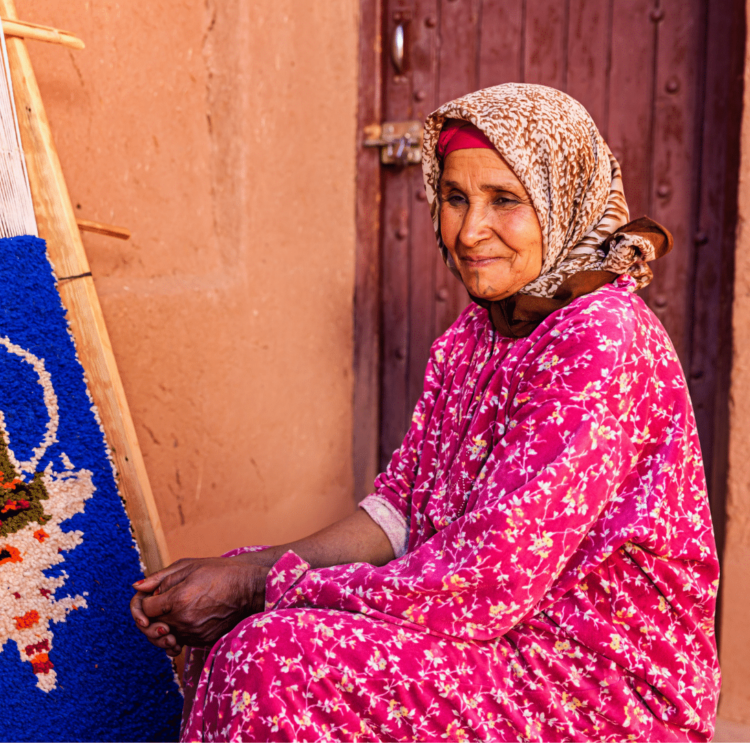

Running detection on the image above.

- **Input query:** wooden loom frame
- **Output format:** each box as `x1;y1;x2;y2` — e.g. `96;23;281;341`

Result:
0;0;169;575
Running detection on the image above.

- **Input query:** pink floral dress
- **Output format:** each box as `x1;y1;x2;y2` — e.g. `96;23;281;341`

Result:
180;277;719;742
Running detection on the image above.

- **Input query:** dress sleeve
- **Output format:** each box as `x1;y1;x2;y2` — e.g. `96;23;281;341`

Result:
268;310;639;641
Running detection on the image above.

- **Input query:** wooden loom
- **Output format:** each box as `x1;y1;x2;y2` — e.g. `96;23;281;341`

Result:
0;0;168;574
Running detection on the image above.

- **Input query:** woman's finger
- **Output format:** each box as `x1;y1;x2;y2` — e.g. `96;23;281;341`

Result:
141;590;174;620
131;557;198;592
156;632;178;649
132;575;161;594
143;621;172;642
130;590;151;629
154;564;195;595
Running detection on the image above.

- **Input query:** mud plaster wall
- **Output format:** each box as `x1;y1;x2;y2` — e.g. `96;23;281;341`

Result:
19;1;360;559
720;4;750;724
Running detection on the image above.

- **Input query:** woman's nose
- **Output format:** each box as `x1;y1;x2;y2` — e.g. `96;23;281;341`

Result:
458;202;493;248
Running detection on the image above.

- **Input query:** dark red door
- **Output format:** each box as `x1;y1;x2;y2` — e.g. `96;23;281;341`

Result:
354;0;744;560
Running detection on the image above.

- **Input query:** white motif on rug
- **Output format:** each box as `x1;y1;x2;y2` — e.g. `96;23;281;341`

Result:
0;336;94;692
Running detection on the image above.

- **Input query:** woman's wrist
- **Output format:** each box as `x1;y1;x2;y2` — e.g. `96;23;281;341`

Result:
242;563;270;615
232;547;282;569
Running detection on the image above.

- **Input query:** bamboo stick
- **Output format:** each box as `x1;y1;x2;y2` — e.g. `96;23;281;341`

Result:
2;18;84;50
0;0;169;574
77;218;131;240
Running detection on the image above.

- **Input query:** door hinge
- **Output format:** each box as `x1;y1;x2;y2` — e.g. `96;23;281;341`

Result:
363;120;423;165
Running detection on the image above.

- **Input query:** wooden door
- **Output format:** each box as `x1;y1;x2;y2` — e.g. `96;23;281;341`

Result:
354;0;745;561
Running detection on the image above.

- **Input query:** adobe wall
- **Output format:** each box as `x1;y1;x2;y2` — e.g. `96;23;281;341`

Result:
21;1;359;559
719;2;750;724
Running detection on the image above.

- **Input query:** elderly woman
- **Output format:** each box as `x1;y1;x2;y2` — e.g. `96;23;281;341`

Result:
131;84;719;742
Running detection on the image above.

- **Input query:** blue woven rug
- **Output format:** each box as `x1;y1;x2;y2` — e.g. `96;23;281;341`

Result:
0;235;182;741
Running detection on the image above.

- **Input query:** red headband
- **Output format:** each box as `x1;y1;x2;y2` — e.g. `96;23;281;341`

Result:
437;119;496;159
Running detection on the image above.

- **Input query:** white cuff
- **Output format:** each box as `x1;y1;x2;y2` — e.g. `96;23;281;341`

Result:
359;494;409;558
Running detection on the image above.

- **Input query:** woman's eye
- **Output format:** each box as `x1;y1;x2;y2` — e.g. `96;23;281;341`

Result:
494;196;518;207
446;194;466;206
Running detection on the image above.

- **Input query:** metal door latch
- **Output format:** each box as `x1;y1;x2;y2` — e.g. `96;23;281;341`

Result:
363;121;423;165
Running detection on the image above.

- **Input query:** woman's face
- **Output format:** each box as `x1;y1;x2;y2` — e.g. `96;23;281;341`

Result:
439;148;543;301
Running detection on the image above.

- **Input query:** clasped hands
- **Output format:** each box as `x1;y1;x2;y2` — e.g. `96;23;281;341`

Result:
129;555;270;657
129;510;394;657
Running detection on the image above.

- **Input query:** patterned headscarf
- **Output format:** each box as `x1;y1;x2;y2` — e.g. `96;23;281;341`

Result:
422;84;671;327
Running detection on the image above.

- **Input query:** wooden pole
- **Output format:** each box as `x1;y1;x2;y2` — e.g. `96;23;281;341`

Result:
77;218;131;240
0;0;170;574
2;18;84;50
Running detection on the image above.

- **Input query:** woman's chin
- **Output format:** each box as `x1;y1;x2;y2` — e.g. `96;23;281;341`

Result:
459;267;537;301
463;280;515;302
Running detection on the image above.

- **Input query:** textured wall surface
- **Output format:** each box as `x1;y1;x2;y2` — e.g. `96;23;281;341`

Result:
720;4;750;725
20;1;359;559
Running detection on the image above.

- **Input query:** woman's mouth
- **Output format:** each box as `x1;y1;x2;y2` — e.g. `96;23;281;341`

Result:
460;255;502;268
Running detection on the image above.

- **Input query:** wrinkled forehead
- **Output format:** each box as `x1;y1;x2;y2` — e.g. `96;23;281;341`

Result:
439;147;530;197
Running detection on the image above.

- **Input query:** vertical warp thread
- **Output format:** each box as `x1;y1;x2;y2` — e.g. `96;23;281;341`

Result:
0;22;37;238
